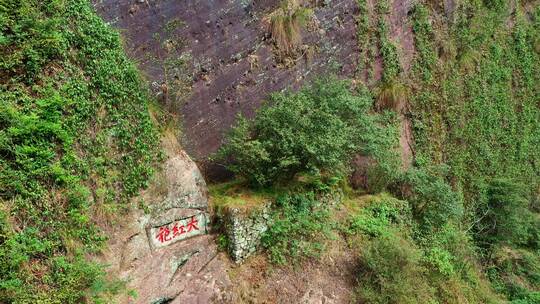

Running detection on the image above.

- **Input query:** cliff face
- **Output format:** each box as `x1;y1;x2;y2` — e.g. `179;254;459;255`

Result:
94;0;360;158
93;0;418;180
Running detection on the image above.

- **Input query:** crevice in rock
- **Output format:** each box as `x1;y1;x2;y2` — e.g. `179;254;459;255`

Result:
119;232;141;270
197;252;218;274
150;296;175;304
167;249;201;286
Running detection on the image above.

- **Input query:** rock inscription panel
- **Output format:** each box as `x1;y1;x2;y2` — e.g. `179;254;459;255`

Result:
150;212;208;248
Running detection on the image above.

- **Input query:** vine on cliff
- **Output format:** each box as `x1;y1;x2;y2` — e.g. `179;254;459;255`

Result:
0;0;161;302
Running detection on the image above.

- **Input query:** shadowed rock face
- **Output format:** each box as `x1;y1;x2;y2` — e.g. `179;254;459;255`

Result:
93;0;360;168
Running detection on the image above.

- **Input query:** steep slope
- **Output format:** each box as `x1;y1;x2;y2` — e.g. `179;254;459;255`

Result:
0;0;160;302
94;0;539;302
1;0;539;303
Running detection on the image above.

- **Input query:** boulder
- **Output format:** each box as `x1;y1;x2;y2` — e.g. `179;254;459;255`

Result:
97;147;232;303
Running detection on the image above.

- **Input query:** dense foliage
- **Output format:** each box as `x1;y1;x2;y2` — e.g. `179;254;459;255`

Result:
407;1;540;301
217;1;540;303
261;192;332;264
1;0;539;302
0;0;160;302
344;195;500;304
215;78;400;186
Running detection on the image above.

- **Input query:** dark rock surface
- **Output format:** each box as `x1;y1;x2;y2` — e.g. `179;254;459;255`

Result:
93;0;360;169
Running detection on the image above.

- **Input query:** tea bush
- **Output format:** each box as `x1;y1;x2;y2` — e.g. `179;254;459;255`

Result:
261;192;331;264
215;78;399;186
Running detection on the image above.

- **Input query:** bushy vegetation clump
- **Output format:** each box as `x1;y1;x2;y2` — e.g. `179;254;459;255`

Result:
268;0;313;59
214;1;540;302
0;0;160;302
345;195;500;304
261;192;332;264
215;78;400;186
399;168;464;234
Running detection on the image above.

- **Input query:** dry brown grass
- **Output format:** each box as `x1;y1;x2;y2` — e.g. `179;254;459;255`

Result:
458;48;481;73
209;181;270;216
267;0;313;59
375;79;409;111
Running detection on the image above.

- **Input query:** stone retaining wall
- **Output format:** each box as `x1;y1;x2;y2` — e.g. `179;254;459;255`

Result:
222;202;272;263
221;190;343;263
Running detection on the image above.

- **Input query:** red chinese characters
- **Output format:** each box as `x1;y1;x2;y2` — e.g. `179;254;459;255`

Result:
172;223;186;237
155;226;172;243
187;216;199;232
155;216;200;244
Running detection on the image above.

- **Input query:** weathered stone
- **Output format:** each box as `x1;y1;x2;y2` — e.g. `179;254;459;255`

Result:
300;287;331;304
152;150;208;213
120;232;151;270
223;202;272;263
142;146;211;249
316;189;344;207
118;235;231;304
95;131;224;302
148;207;202;227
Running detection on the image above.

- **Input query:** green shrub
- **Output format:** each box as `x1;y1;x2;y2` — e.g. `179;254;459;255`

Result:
411;3;437;82
476;179;536;248
488;247;540;303
375;0;401;83
356;233;437;304
483;0;507;11
408;2;540;299
345;194;411;237
399;169;464;233
261;192;331;264
215;78;399;186
473;180;540;303
347;195;500;303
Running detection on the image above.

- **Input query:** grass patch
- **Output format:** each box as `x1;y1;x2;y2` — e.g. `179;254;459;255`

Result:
267;0;313;61
375;79;409;111
209;180;274;213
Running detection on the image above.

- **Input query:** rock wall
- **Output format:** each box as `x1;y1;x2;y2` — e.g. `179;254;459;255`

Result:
92;0;360;170
223;202;272;263
221;190;342;263
93;0;417;184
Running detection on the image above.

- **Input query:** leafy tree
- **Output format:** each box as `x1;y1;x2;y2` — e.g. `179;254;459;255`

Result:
215;78;399;186
400;169;464;233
